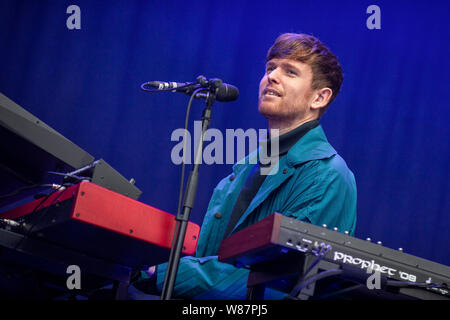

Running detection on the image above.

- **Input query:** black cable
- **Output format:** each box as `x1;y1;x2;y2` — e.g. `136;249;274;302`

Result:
47;171;91;182
161;87;208;300
315;284;364;300
289;243;332;297
0;169;88;201
290;269;344;299
295;270;449;299
386;279;450;290
165;87;202;265
297;244;330;283
315;278;449;300
176;87;206;221
13;184;70;250
0;184;52;200
140;83;206;219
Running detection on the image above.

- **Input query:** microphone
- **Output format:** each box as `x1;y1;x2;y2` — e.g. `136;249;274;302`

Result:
197;83;239;102
143;79;239;102
145;81;194;91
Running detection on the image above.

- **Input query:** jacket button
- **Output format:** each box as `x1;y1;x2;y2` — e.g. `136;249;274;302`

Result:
214;212;222;219
282;169;288;174
229;174;235;181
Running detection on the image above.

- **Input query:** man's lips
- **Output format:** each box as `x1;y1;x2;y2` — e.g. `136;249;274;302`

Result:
262;87;282;97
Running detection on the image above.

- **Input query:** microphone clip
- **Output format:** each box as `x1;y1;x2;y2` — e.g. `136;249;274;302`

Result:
195;75;222;93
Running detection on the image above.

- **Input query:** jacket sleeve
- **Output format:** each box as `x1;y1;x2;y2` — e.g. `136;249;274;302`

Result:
155;255;250;299
155;255;287;300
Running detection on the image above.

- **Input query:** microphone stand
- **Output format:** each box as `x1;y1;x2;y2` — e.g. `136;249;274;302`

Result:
161;90;216;300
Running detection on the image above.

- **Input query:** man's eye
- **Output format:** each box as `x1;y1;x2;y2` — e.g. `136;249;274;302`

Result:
266;67;275;73
287;70;297;75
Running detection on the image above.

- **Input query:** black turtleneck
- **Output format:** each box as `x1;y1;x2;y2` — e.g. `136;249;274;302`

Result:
223;120;319;238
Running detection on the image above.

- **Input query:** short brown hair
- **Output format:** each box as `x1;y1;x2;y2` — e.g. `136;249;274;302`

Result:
266;33;343;110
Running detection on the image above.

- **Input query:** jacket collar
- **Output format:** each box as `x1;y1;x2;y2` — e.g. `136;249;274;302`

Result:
232;124;336;174
286;124;336;167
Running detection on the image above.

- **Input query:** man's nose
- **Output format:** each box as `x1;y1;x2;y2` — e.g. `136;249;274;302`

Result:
267;68;281;84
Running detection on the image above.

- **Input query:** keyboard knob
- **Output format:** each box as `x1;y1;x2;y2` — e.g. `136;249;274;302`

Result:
366;237;371;241
377;241;382;245
344;231;349;235
398;248;403;252
333;227;338;231
322;224;327;228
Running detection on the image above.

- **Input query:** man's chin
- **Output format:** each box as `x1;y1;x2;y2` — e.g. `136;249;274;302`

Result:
258;103;280;119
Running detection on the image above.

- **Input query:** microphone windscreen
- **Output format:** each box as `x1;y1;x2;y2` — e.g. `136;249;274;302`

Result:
216;84;239;102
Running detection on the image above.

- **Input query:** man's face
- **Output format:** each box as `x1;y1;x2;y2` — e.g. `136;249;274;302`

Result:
258;58;315;124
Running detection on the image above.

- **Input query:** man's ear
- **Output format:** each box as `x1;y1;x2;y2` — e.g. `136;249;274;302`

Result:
311;87;333;111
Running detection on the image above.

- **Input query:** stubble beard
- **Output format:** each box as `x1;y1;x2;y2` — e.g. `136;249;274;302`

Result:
258;97;308;131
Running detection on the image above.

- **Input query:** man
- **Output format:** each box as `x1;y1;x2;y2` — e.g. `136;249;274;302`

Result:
132;33;357;300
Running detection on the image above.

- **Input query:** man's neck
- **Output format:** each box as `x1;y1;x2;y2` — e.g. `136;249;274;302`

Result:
268;116;318;138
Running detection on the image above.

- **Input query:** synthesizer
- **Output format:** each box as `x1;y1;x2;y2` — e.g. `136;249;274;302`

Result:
218;213;450;300
0;181;200;268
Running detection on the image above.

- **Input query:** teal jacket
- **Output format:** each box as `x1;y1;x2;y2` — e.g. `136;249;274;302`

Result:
154;125;357;299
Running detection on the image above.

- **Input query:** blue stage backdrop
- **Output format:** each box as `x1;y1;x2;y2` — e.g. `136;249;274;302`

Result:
0;0;448;266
